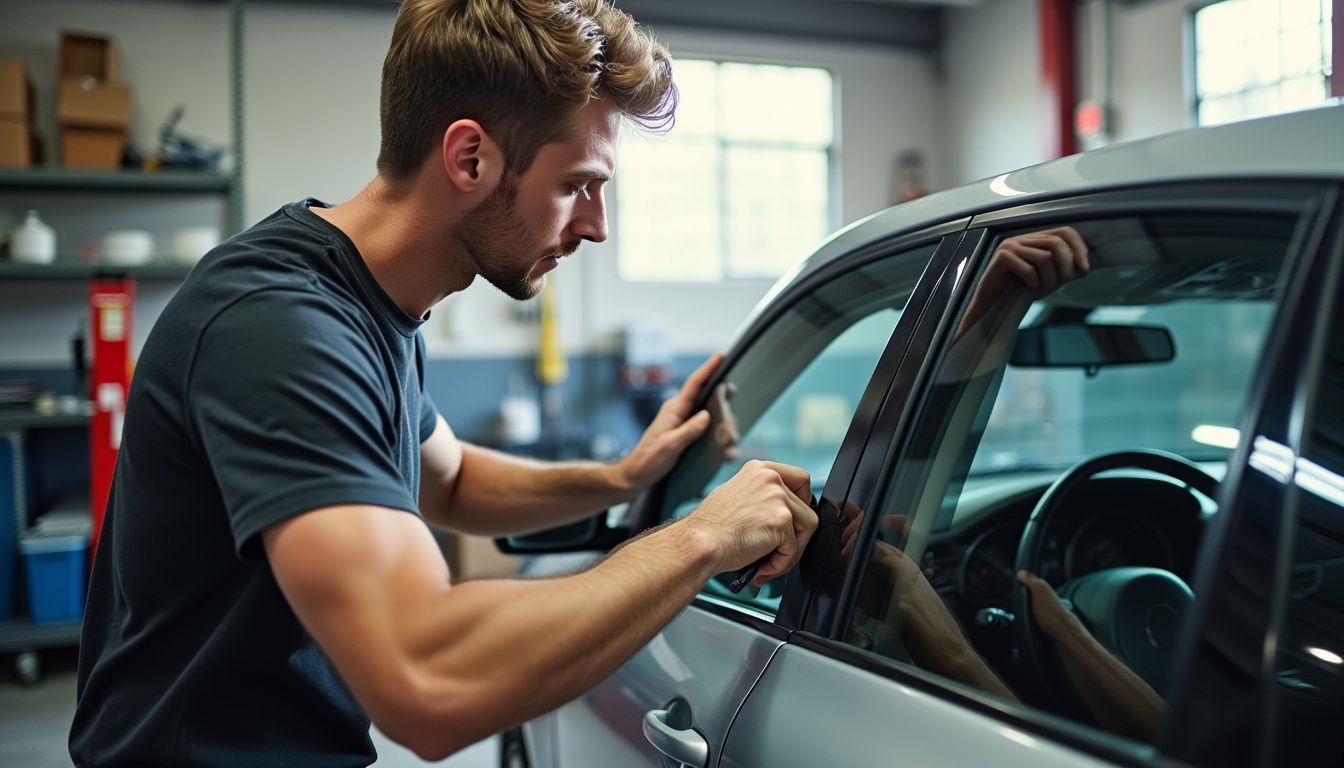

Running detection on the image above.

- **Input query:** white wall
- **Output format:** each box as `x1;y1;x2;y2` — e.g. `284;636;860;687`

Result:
1088;0;1194;145
940;0;1047;185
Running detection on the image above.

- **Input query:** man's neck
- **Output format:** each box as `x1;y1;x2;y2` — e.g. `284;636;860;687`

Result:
311;175;476;319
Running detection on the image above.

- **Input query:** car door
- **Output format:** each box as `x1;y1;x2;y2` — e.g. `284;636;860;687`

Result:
717;181;1339;767
518;225;966;768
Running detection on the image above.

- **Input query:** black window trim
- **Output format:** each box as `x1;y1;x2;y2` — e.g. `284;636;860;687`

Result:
1254;184;1344;768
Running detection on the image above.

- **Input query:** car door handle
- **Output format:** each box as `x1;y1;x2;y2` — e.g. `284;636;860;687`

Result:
643;703;709;768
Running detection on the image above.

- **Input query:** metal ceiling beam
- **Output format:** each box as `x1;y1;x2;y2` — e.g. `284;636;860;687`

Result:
234;0;942;50
609;0;941;50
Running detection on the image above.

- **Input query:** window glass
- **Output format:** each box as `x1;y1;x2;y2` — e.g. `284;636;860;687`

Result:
1268;253;1344;764
616;58;835;282
658;243;936;615
1194;0;1333;126
839;210;1307;746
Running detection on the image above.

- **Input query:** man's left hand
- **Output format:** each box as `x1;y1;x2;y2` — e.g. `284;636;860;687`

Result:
614;353;725;493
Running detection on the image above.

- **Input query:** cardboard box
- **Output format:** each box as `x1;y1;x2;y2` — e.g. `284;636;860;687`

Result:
0;59;34;121
59;31;119;83
0;119;31;169
58;79;130;130
61;126;124;169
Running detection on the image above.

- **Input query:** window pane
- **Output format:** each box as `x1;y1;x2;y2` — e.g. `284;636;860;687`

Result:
1193;0;1332;125
616;134;721;281
719;63;833;146
724;147;830;279
657;244;932;615
1281;25;1323;76
840;209;1303;747
669;59;718;139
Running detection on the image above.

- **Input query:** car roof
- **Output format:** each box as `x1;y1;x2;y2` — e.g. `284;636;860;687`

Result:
795;102;1344;286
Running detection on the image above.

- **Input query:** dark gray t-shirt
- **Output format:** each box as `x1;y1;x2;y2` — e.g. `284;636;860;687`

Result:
70;199;440;767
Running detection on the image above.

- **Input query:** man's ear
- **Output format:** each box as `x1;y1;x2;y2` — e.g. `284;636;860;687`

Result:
441;119;503;195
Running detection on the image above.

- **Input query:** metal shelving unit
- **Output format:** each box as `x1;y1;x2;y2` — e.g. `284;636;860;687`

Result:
0;0;246;675
0;169;231;194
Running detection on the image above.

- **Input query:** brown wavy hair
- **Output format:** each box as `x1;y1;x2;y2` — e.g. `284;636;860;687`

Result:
377;0;677;179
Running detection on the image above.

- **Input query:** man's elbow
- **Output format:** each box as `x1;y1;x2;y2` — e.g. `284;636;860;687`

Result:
370;667;495;762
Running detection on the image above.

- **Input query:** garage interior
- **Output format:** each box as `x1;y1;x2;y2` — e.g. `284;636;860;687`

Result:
0;0;1338;766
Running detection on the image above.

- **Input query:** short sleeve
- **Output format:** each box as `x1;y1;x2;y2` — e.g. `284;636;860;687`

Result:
189;290;419;559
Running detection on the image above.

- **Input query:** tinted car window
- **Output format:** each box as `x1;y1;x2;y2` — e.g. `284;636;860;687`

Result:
1268;246;1344;765
660;242;937;615
838;210;1308;747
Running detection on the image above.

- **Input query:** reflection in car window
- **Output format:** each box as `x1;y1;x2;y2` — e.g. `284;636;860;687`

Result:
1269;263;1344;764
839;210;1306;748
660;242;937;615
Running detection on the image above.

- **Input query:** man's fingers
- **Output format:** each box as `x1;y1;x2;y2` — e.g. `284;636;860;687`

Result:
677;352;724;404
1049;227;1090;273
756;474;819;584
994;248;1039;290
1014;244;1059;292
667;409;711;449
753;460;812;502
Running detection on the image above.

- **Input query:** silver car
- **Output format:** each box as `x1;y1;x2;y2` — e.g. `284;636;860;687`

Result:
501;103;1344;768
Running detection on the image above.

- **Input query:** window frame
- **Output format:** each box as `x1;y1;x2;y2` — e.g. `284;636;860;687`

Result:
797;181;1340;767
619;222;969;630
1256;185;1344;767
613;56;842;284
1188;0;1335;127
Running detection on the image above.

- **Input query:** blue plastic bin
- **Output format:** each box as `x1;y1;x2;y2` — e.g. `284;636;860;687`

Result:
19;533;87;624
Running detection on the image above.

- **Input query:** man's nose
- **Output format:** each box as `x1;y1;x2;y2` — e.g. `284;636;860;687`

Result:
572;190;608;243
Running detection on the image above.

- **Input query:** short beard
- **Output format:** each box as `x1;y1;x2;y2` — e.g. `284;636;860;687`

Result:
457;175;541;301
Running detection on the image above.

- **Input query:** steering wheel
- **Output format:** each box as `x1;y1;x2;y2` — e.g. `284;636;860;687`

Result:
1013;449;1219;710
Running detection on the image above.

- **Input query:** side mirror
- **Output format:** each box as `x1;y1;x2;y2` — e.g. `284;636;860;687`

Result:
1010;323;1174;370
493;512;631;554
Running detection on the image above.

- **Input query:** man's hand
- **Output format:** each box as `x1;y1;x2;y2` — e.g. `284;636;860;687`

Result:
615;353;726;493
1018;570;1083;639
685;460;817;586
957;226;1091;338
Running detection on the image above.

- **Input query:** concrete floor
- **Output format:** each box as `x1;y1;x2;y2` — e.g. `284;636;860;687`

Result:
0;650;498;768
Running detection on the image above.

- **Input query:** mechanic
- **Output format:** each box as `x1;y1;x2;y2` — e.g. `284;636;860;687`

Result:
68;1;817;765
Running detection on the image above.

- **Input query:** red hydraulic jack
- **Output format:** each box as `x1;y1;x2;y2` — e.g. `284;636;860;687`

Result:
88;277;134;558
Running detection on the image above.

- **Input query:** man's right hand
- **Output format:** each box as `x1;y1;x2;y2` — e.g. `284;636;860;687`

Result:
685;460;817;588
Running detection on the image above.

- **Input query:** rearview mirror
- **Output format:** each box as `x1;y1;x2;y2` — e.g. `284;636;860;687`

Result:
1010;324;1174;370
494;512;631;554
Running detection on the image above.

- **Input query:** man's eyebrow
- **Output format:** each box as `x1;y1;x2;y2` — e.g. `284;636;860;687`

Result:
562;163;612;182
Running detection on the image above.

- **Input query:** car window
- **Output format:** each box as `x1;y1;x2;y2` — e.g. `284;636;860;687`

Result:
836;209;1311;748
1267;251;1344;765
659;241;938;616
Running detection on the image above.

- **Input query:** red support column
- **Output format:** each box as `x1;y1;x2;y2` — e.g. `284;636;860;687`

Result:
1040;0;1078;158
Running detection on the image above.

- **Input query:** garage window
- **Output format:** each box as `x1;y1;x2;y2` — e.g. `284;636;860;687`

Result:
1193;0;1334;126
615;59;835;282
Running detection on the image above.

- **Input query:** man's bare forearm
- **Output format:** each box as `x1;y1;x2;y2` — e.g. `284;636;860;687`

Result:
401;518;718;753
1049;618;1163;741
427;442;635;535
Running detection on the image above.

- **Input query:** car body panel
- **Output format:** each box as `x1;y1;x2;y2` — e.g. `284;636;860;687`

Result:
719;642;1123;768
525;603;783;768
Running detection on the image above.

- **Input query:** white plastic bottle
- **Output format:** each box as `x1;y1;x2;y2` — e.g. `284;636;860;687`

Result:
10;210;56;264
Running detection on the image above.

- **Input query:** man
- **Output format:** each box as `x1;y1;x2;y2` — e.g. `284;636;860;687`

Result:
69;1;817;765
